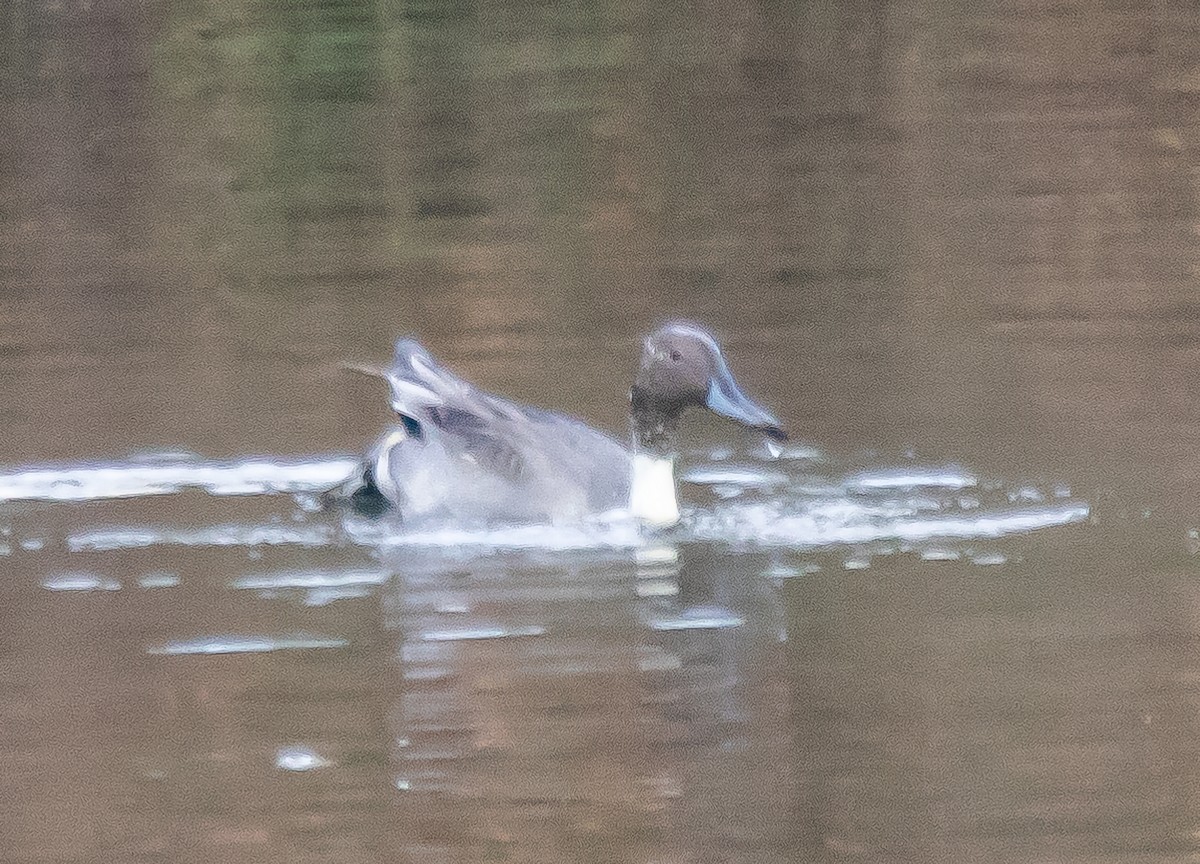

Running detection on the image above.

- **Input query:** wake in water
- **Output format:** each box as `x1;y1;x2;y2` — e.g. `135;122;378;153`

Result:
0;447;1090;554
0;452;359;504
3;448;1092;665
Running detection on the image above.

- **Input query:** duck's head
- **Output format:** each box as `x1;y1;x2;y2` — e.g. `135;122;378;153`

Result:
630;322;787;454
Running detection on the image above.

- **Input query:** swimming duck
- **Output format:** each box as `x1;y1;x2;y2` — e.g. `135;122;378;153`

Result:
335;322;786;527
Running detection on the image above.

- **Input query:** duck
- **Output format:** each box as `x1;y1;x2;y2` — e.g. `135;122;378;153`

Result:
332;322;786;528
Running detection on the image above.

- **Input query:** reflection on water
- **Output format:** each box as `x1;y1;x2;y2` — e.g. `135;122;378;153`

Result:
7;484;1195;863
0;441;1137;864
5;0;1200;862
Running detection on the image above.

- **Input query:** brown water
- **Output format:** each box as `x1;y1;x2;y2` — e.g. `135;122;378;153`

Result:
4;1;1200;862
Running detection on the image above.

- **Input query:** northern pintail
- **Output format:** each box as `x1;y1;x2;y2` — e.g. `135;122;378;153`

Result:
333;322;786;527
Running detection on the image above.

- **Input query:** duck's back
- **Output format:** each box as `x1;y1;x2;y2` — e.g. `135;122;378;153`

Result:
367;398;630;525
339;338;632;524
515;405;630;514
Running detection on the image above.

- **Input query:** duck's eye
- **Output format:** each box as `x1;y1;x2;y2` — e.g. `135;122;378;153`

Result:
669;350;682;362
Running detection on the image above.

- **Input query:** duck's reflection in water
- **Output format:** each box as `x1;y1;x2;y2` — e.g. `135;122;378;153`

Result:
386;543;797;863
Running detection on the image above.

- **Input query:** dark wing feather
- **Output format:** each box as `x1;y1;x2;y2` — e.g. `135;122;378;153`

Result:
425;405;531;485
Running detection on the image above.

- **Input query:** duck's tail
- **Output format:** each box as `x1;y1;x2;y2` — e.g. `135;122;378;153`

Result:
345;338;482;419
318;464;394;520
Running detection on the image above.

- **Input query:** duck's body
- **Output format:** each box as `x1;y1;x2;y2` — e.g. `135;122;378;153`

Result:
335;323;785;528
364;377;630;524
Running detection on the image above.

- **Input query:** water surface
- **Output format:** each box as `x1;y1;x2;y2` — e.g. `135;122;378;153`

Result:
3;1;1200;862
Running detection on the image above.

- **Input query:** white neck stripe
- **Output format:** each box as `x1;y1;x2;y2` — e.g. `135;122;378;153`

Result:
629;452;680;527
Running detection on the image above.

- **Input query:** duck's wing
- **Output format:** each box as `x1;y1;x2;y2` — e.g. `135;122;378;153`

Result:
424;397;632;499
384;339;581;482
501;403;632;509
424;404;532;485
335;340;531;509
355;338;630;507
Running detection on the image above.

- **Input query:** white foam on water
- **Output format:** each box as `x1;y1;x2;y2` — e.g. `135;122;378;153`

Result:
231;568;389;590
0;448;1088;557
681;466;790;488
846;467;978;491
138;572;181;589
648;607;744;631
920;548;961;561
63;497;1086;556
68;523;334;552
146;634;348;655
0;455;358;504
418;625;547;642
1008;486;1046;503
275;746;331;772
777;444;824;461
42;572;121;592
761;563;819;578
689;501;1089;549
304;585;376;606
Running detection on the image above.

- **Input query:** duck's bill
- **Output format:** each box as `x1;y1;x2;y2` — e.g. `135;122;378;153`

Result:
705;366;788;442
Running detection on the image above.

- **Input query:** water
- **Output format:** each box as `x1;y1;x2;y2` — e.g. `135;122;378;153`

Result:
4;1;1200;862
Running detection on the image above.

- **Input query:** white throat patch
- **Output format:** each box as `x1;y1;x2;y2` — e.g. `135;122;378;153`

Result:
630;452;680;527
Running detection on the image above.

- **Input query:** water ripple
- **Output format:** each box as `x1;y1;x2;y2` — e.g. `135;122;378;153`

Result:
275;746;331;772
418;625;546;642
0;452;1090;555
846;467;978;491
231;568;389;590
648;608;745;631
0;455;358;504
42;572;121;592
68;523;333;552
146;634;348;656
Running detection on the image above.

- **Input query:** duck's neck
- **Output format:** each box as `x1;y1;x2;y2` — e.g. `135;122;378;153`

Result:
630;451;679;527
629;404;682;527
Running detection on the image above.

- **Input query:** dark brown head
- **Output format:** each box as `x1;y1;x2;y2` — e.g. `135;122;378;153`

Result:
630;322;787;453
